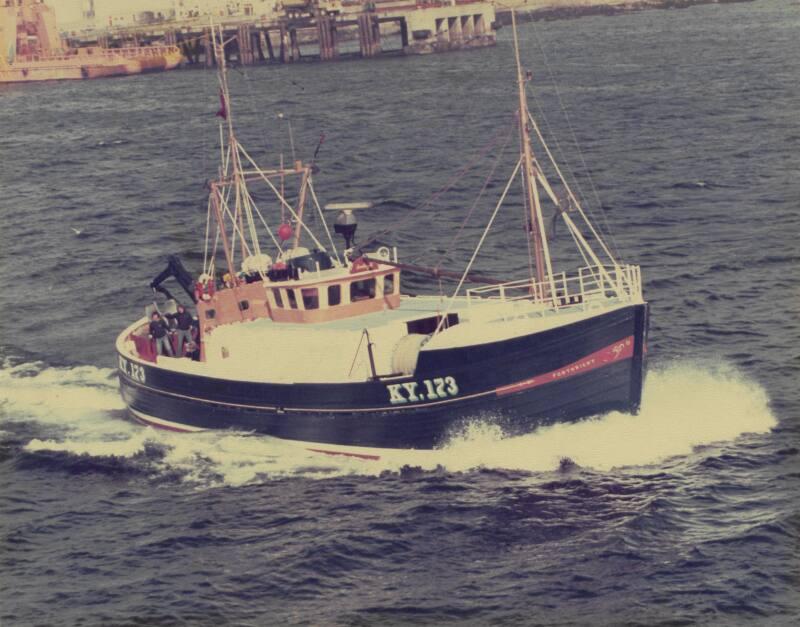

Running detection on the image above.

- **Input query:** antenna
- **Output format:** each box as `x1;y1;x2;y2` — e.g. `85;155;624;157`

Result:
325;203;372;250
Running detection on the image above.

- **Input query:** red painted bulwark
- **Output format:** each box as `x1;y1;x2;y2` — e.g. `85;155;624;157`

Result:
130;331;157;363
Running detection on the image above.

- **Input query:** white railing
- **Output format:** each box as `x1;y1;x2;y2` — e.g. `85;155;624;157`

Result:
466;264;642;311
12;45;180;64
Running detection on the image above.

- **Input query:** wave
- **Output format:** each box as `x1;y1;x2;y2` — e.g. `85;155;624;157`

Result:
0;360;777;486
91;139;131;149
437;361;776;473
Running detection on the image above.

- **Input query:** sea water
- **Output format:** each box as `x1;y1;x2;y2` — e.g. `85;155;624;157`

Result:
1;1;798;623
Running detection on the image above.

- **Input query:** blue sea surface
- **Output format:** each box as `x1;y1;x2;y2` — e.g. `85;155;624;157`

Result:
1;0;799;624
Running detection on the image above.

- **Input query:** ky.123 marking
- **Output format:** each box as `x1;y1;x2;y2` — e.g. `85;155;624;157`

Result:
387;376;459;404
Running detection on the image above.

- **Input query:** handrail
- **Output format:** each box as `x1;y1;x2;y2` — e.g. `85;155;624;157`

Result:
11;45;180;65
466;264;642;310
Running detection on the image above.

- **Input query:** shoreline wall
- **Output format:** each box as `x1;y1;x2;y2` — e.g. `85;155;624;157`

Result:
494;0;755;23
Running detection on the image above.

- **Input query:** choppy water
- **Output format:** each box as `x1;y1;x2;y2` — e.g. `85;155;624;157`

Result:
1;1;799;624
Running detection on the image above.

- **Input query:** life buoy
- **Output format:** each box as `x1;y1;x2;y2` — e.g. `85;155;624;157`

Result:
350;256;376;274
195;276;215;301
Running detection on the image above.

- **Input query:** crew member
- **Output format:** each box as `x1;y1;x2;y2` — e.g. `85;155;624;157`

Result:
173;304;194;356
148;312;173;357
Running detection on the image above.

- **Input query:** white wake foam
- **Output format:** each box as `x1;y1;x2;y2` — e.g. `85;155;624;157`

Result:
0;361;126;429
436;362;777;473
0;360;777;485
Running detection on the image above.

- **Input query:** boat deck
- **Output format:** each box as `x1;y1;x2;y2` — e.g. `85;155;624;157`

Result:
119;289;635;385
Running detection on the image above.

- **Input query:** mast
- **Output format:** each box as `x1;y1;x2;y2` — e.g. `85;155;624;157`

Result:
212;23;263;261
293;165;310;250
214;24;237;167
210;182;236;281
511;11;556;299
209;24;239;282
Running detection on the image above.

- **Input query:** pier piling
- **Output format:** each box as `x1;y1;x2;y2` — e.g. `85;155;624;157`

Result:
278;24;287;63
317;13;338;61
289;28;301;62
358;13;381;58
263;29;275;62
202;29;213;68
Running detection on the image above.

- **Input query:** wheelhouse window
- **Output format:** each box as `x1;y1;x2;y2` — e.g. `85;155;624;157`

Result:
272;289;284;308
287;289;298;309
384;273;396;296
350;278;376;302
302;288;319;310
328;284;341;307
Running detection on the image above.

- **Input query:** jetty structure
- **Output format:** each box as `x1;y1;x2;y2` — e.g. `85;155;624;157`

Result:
0;0;182;83
70;1;497;66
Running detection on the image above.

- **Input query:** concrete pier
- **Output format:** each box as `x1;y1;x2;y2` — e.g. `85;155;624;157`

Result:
405;5;494;54
68;1;496;68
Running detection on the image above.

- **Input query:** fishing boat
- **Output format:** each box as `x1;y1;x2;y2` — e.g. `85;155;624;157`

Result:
116;16;648;459
0;0;182;84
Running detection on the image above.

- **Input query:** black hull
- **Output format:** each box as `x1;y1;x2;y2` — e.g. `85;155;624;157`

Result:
117;304;648;450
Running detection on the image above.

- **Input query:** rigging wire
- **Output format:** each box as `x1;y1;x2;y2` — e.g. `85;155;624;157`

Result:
527;90;620;264
433;119;516;272
347;331;368;379
528;111;619;267
238;145;327;251
216;187;254;262
516;114;536;283
287;116;297;163
359;121;514;252
239;176;283;251
434;158;523;335
527;20;623;261
307;179;341;264
210;54;308;264
203;195;213;274
522;172;535;283
210;227;220;277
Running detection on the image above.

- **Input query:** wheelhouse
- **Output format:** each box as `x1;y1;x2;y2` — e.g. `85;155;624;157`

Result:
196;255;401;329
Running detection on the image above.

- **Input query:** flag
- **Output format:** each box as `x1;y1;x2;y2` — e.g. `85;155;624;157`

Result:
216;90;227;120
312;131;326;160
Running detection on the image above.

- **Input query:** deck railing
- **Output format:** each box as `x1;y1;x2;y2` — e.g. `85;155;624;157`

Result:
12;45;180;64
466;264;642;311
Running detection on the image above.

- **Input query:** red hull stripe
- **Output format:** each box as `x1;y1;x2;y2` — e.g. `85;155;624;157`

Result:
131;413;198;433
132;409;383;459
495;335;635;397
305;447;381;461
